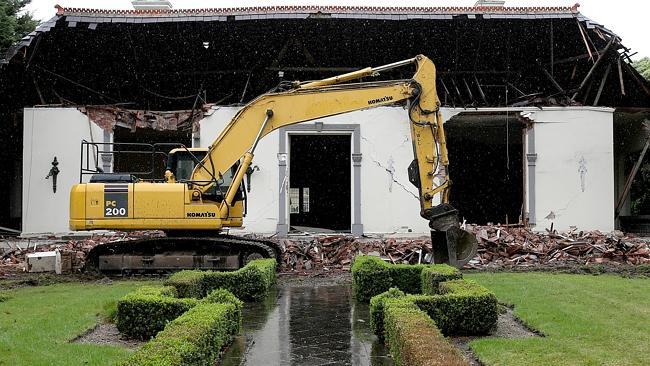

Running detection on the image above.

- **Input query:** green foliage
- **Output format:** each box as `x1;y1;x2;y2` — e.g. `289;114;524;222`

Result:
369;287;405;337
352;255;463;302
633;57;650;80
203;288;243;334
164;270;204;298
118;302;238;366
165;259;277;301
116;286;199;340
467;273;650;366
411;280;498;336
0;0;38;53
629;153;650;215
0;292;10;302
370;280;497;338
352;256;392;302
421;265;462;295
384;298;467;366
389;264;426;294
100;300;118;323
0;281;158;365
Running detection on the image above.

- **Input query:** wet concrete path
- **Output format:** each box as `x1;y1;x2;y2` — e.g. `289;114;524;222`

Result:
221;278;393;366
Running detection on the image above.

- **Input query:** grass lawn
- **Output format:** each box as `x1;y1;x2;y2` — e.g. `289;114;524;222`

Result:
467;273;650;366
0;280;157;366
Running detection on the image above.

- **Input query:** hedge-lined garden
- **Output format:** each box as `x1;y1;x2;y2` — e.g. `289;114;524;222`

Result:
353;255;498;366
114;259;276;366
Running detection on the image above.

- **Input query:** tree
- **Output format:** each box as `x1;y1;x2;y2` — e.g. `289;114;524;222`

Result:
633;57;650;80
0;0;38;54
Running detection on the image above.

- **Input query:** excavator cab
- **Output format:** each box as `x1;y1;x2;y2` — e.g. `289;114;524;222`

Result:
165;148;243;204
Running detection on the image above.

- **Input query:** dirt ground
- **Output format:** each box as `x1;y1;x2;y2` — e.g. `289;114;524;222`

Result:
73;323;144;349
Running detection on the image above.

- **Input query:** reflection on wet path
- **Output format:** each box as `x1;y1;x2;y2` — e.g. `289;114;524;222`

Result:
221;282;393;366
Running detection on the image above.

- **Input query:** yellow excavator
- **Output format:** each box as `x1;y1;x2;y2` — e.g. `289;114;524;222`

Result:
70;55;477;273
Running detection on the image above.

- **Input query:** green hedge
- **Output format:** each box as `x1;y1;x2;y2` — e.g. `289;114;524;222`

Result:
165;259;276;301
370;280;497;337
118;302;239;366
424;279;498;335
352;256;392;302
116;286;199;340
163;271;204;298
384;299;468;366
421;265;462;295
369;288;405;337
204;289;243;335
352;255;461;302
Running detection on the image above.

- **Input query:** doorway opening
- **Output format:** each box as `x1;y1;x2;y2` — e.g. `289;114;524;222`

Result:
112;127;191;180
445;113;525;225
289;134;351;232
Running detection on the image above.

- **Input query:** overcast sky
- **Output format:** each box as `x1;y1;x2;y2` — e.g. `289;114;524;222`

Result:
25;0;649;59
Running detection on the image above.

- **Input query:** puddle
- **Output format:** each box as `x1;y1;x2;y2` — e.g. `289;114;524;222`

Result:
220;282;393;366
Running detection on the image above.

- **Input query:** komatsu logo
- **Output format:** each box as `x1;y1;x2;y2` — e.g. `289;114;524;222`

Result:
368;96;393;105
187;212;216;218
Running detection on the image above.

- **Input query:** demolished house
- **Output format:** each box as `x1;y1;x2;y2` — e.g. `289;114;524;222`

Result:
1;3;649;238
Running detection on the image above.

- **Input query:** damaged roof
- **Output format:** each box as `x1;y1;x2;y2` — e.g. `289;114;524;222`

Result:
3;3;610;64
1;3;648;112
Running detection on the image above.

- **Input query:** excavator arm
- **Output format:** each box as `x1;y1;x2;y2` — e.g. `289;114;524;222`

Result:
190;55;476;266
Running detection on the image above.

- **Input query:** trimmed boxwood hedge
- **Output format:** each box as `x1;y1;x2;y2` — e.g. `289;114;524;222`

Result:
204;288;244;335
421;265;462;295
118;302;239;366
163;271;204;298
369;288;406;337
165;259;276;301
351;256;392;302
384;298;467;366
420;279;498;335
370;280;497;337
352;255;461;302
116;286;199;340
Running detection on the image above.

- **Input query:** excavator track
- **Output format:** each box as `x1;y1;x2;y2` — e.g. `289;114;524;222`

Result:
84;234;281;274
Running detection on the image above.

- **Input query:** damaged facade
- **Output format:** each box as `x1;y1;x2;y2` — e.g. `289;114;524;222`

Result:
1;4;649;235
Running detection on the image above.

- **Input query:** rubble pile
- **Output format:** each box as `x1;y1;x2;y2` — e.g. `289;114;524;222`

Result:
0;231;164;275
278;226;650;271
280;236;432;271
2;226;649;275
469;226;650;267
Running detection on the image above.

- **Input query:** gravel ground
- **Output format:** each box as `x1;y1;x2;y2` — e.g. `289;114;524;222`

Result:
72;322;144;349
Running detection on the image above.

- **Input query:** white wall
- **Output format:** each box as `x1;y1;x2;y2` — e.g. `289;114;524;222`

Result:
20;106;616;235
529;107;615;232
198;106;430;235
199;106;616;234
22;108;104;233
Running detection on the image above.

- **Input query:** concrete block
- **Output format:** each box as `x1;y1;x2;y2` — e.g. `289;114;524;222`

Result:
26;251;57;272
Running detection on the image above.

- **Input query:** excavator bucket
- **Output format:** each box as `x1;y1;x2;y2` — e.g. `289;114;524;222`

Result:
423;204;478;268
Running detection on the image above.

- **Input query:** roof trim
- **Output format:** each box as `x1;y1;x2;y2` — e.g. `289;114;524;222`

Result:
54;4;581;17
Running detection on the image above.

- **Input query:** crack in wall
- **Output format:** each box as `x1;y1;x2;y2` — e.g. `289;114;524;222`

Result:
361;135;419;200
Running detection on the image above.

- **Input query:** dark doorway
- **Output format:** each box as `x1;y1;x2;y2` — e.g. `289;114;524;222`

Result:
113;127;191;180
445;113;525;225
289;134;351;232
